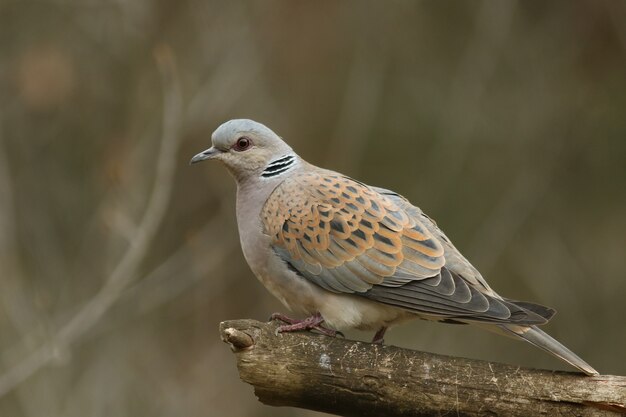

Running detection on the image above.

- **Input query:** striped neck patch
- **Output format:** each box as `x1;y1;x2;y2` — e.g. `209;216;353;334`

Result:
261;155;296;178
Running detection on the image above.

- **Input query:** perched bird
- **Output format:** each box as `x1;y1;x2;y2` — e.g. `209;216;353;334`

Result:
191;119;598;376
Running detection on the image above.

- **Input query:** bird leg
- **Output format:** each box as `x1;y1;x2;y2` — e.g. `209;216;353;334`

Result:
269;312;343;338
371;326;387;344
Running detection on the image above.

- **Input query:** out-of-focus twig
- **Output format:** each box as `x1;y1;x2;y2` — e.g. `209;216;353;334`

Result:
185;1;267;132
607;1;626;51
0;119;39;334
325;44;388;174
421;1;517;204
119;207;236;319
0;44;183;398
467;169;553;276
78;210;237;343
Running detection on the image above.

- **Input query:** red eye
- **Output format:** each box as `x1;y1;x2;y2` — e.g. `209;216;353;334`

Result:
233;137;252;151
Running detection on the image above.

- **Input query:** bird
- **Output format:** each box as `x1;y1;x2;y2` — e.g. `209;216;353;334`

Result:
190;118;598;376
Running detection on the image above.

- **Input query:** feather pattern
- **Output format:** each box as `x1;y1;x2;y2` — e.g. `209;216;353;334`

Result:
263;170;444;285
195;118;597;375
262;167;552;325
195;118;598;376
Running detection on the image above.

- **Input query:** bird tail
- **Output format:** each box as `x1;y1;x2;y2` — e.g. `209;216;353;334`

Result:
499;324;598;376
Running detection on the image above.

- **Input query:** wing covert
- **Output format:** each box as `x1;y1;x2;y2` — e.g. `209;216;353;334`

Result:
263;173;553;326
262;170;445;293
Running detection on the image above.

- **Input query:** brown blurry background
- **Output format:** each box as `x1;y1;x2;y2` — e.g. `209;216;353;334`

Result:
1;1;625;416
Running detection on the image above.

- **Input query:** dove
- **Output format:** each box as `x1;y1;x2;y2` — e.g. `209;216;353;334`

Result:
190;119;598;376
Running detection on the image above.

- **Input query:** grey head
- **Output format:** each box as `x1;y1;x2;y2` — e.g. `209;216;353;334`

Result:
190;119;298;182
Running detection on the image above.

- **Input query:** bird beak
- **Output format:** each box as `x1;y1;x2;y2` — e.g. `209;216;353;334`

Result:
190;147;220;165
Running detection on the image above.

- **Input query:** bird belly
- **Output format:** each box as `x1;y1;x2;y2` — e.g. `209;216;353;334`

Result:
257;250;413;331
317;291;415;331
236;191;413;332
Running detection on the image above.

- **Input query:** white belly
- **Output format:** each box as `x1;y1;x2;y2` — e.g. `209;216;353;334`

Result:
243;234;412;331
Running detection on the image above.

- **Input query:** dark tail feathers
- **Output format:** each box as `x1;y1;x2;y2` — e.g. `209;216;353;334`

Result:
499;324;598;376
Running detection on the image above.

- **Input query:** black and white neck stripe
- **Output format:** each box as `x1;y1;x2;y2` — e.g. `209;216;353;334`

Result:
261;154;296;178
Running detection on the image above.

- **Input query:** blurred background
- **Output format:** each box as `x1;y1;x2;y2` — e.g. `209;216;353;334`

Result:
1;1;625;416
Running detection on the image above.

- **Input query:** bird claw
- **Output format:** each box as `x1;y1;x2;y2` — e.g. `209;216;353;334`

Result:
310;325;344;338
269;312;297;324
269;312;341;339
371;326;387;344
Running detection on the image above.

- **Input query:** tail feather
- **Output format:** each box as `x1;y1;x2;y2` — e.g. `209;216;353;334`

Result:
499;324;598;376
503;298;556;321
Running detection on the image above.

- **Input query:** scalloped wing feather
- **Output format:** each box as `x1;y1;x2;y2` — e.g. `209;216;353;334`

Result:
262;170;445;294
370;185;496;295
263;170;553;325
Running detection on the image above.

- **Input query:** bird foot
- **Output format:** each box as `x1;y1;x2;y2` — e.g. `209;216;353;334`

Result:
371;326;387;344
269;312;344;338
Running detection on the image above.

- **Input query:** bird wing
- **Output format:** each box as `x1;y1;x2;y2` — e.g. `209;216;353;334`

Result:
369;185;494;294
263;169;444;291
263;169;551;324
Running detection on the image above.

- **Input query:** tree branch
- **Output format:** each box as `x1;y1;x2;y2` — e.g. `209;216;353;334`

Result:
219;319;626;417
0;44;183;398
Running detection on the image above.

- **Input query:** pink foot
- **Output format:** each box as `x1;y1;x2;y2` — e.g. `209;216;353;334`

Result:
270;312;343;338
371;326;387;344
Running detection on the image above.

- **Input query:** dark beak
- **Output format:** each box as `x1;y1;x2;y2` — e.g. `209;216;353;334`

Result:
190;147;220;165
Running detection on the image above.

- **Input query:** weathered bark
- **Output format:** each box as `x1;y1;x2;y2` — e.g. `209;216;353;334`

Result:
219;319;626;417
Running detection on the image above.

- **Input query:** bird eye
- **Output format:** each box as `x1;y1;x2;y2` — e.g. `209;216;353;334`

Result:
233;137;252;152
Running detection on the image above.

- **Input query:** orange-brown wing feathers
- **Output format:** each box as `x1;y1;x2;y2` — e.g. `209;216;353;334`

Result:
262;170;445;293
263;170;553;325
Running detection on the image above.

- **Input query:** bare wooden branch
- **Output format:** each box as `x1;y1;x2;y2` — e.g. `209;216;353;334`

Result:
219;319;626;417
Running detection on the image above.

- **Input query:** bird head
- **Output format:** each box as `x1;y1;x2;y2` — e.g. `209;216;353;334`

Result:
190;119;295;182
